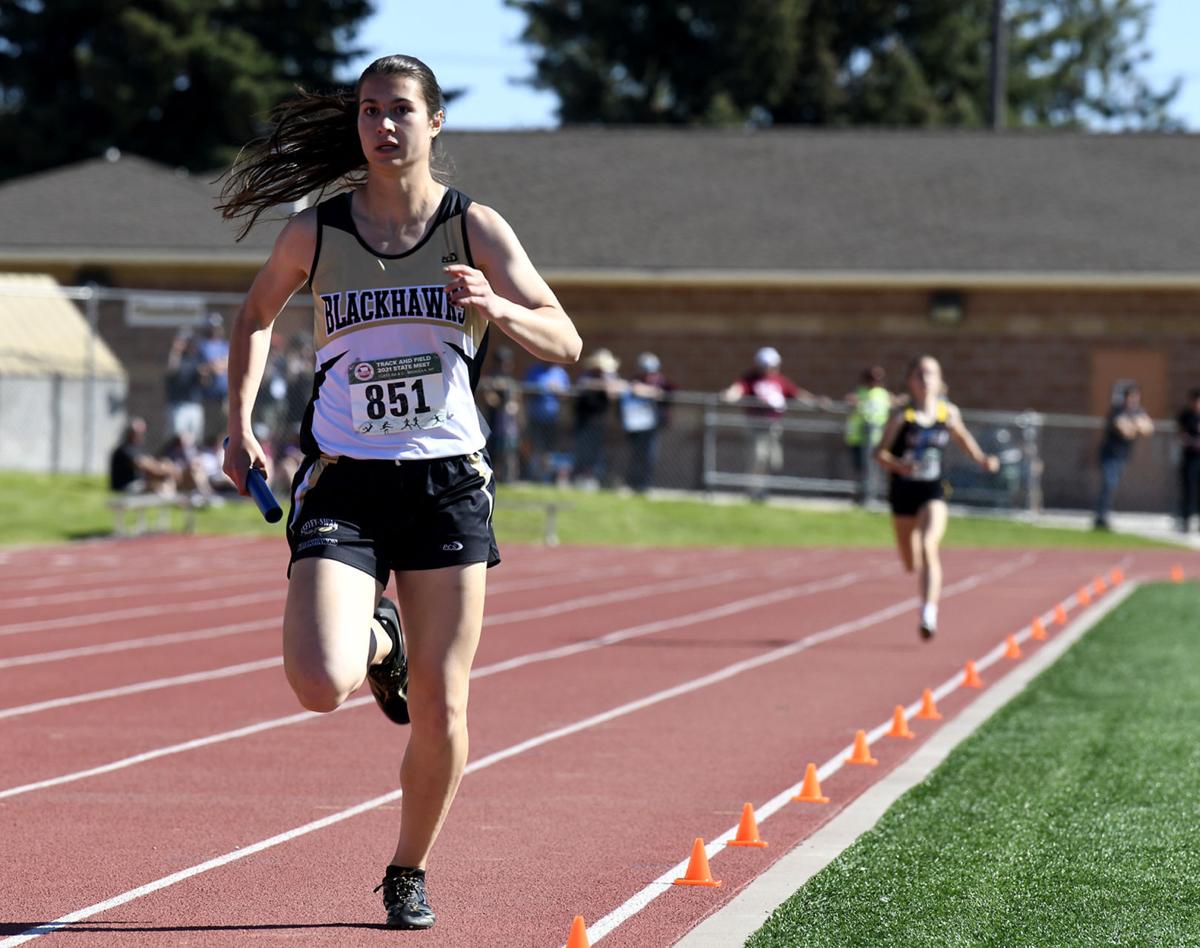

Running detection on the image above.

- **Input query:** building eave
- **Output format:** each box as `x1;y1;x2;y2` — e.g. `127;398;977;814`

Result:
539;269;1200;291
2;252;1199;291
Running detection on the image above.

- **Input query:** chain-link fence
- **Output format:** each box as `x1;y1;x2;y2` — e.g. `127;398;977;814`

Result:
0;279;1188;517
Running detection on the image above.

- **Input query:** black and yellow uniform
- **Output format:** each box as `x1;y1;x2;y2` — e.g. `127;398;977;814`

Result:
887;400;951;517
287;188;499;580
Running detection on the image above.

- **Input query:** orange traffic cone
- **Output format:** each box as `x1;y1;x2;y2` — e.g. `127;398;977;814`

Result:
886;705;915;739
1077;585;1091;606
565;915;590;948
728;803;768;848
915;687;943;720
1170;565;1184;583
1004;635;1022;660
845;729;879;765
1030;617;1047;641
1053;604;1068;626
674;838;722;887
1093;576;1107;596
793;763;830;803
962;660;984;688
1110;567;1124;585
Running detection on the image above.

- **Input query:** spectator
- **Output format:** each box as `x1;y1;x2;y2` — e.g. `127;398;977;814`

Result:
282;333;314;428
195;437;239;495
160;430;217;499
619;352;674;493
109;417;178;495
722;347;818;500
479;347;522;483
257;339;293;439
197;312;230;438
572;348;621;488
1177;387;1200;533
164;330;206;440
1094;383;1155;530
523;359;571;482
843;365;894;505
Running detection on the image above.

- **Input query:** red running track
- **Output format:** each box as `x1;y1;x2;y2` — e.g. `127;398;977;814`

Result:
0;536;1190;947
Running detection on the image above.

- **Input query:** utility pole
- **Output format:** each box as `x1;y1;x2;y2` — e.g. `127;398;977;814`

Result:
989;0;1007;129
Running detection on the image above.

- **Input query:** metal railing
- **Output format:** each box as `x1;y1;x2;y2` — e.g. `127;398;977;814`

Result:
0;280;1188;517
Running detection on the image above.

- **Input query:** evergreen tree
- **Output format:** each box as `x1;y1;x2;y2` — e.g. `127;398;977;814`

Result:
0;0;372;181
508;0;1179;129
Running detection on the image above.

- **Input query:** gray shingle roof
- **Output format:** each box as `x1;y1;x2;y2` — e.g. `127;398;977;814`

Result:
1;131;1197;274
0;153;277;256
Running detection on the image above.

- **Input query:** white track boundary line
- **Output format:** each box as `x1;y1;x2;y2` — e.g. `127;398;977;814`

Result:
470;567;891;678
0;568;886;790
0;566;872;793
0;537;266;589
0;558;1024;944
630;570;1136;948
0;705;342;799
0;565;884;721
0;555;829;670
0;659;282;721
0;619;277;670
0;569;283;610
0;591;282;638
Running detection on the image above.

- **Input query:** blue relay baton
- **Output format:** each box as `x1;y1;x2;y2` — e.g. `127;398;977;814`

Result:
224;438;283;523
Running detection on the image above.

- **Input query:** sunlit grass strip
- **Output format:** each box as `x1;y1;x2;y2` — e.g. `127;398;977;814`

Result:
0;472;1172;548
746;583;1200;948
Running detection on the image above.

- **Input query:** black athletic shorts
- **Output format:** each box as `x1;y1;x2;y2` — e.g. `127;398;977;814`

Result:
888;477;945;517
286;450;500;583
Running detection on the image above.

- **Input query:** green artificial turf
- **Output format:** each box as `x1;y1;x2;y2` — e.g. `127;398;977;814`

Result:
746;583;1200;948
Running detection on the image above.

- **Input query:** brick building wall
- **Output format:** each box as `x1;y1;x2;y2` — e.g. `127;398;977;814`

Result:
551;282;1200;417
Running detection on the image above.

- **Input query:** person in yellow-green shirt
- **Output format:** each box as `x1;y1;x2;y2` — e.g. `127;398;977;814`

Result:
844;365;893;504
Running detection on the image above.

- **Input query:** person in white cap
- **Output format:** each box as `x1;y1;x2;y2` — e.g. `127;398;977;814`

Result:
572;348;622;487
723;347;819;500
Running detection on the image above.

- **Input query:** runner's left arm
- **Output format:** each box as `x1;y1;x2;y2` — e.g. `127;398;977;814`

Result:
947;404;1000;472
447;203;582;364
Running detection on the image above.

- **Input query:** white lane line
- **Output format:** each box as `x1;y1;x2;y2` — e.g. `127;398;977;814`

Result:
0;538;267;588
481;556;832;627
0;704;355;799
472;567;890;679
0;590;283;638
0;570;282;610
0;557;1014;945
0;555;830;669
0;659;281;721
0;562;881;775
0;619;277;670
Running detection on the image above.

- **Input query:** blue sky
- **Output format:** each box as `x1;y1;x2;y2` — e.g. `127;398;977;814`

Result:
346;0;1200;131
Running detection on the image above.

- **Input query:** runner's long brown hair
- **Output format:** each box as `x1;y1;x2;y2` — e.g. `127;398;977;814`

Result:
217;55;446;240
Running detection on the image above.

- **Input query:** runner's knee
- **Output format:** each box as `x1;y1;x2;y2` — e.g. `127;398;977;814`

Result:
285;663;360;713
408;686;468;740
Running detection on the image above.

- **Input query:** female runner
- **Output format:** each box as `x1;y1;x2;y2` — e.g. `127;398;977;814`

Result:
874;355;999;639
218;55;581;928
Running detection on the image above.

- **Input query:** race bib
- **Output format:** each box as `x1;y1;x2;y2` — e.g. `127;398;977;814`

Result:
907;448;942;481
349;354;447;435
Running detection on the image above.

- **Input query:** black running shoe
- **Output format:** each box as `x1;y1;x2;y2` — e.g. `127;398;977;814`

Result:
375;866;436;930
919;620;936;641
366;597;409;725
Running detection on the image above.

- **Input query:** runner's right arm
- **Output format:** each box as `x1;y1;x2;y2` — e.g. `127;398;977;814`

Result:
223;210;316;492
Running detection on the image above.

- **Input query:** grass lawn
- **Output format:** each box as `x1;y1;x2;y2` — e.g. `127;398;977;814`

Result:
0;471;1172;549
747;582;1200;948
